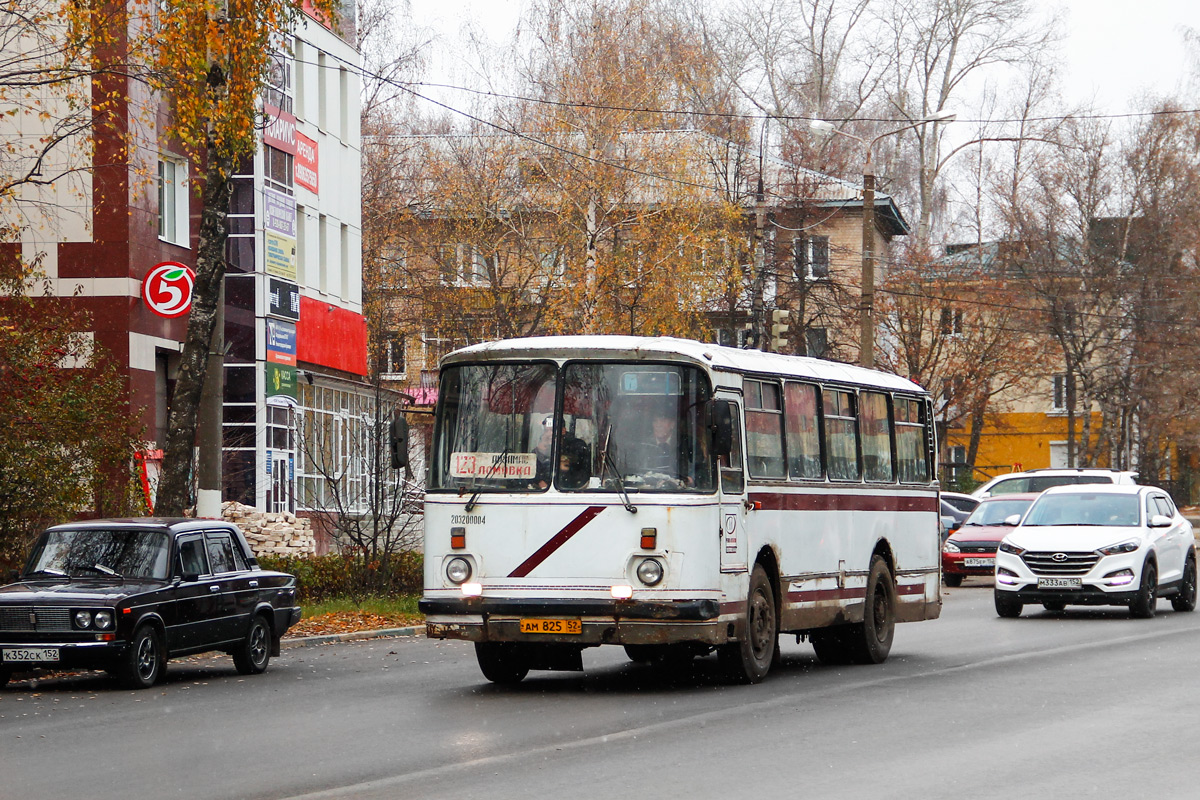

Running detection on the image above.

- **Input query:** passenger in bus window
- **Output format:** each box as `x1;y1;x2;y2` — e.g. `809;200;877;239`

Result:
558;436;591;489
532;419;555;488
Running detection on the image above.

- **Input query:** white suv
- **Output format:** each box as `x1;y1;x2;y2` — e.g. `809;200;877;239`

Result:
972;468;1137;499
993;484;1196;618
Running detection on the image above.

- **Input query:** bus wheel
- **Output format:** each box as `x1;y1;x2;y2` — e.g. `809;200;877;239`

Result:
845;555;896;665
718;564;778;684
475;643;530;685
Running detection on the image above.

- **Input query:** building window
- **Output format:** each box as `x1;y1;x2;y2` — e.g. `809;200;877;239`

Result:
794;235;830;280
805;327;828;359
940;306;964;337
157;157;189;246
265;145;294;196
382;332;405;376
1052;374;1067;411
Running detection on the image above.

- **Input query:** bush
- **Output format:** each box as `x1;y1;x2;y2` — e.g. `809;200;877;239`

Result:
257;551;422;604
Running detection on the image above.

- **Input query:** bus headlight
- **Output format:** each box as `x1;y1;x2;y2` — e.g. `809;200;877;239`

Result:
636;558;664;586
446;557;472;585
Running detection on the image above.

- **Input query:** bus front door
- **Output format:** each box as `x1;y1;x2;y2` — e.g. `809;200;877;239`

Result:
718;399;748;573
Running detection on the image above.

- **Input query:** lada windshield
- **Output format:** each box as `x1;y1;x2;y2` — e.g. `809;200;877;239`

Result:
430;361;714;494
1022;493;1140;527
26;529;171;579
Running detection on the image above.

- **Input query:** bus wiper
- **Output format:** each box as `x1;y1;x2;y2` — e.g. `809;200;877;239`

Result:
602;447;637;514
465;446;512;513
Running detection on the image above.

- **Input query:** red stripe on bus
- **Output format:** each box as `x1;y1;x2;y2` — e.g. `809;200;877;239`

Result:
508;506;606;578
749;492;938;513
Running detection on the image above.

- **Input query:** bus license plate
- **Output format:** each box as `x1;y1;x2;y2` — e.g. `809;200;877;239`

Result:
2;647;59;663
963;557;993;568
1038;578;1082;589
519;619;582;635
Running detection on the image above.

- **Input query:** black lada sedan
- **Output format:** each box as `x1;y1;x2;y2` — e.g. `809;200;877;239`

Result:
0;519;300;689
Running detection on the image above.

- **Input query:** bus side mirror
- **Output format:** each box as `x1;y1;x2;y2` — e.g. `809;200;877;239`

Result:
712;400;733;457
390;412;410;470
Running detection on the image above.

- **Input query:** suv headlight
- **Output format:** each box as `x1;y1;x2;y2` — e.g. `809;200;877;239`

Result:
998;541;1025;555
1099;539;1140;556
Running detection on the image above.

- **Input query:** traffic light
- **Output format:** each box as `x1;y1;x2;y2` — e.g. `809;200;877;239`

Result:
770;309;791;352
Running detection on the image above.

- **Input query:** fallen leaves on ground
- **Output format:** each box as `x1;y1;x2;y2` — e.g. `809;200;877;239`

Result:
285;610;424;638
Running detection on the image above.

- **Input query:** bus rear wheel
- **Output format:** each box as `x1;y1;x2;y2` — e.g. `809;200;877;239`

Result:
718;564;778;684
475;643;530;685
811;555;896;666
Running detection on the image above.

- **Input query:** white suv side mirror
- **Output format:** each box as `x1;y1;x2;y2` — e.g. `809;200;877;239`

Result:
1003;514;1022;526
1148;514;1174;528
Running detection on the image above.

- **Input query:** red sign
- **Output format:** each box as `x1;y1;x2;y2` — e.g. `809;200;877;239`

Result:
263;103;296;155
295;132;318;193
141;262;195;318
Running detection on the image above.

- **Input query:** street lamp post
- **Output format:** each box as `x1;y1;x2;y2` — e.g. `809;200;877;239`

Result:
809;110;956;368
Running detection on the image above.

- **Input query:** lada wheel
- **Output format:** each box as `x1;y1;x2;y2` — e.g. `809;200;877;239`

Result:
475;643;530;684
1171;555;1197;613
233;615;272;675
718;563;778;684
119;625;164;689
1130;559;1158;619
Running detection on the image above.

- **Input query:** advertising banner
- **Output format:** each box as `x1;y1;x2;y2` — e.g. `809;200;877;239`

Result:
268;278;301;320
264;233;297;281
263;103;297;155
266;319;297;367
295;132;318;193
265;361;297;405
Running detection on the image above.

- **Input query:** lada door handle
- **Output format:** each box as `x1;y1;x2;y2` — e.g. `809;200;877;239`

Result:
249;580;259;588
209;584;221;593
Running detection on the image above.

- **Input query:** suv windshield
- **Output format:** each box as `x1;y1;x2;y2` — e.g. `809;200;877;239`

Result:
990;474;1114;495
26;529;171;579
1022;493;1140;527
430;361;714;494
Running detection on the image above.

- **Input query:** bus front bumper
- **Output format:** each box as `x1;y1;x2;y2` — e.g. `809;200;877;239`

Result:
420;596;730;646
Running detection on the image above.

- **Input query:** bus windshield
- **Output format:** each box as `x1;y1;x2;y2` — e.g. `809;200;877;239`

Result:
430;361;714;494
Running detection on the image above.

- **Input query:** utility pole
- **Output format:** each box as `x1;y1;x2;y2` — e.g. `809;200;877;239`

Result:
750;175;766;350
860;170;875;368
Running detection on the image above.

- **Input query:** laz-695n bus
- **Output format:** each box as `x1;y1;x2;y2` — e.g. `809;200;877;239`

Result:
417;336;941;684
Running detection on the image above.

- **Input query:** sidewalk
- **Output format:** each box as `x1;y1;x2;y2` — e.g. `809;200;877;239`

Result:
281;623;426;649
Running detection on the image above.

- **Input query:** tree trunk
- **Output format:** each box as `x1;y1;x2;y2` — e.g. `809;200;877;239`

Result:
156;147;233;516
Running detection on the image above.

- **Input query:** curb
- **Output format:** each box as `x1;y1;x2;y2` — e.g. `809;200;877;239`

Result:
281;625;425;649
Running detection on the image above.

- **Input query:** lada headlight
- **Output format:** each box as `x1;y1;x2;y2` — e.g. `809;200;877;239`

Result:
74;610;92;628
93;610;114;630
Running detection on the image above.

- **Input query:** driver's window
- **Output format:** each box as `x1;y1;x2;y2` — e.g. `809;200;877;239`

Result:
178;535;209;577
720;405;744;494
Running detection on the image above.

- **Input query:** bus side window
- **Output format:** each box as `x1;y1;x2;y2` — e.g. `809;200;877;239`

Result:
822;388;860;481
895;397;929;483
784;382;822;479
719;405;745;494
745;380;785;479
860;391;894;482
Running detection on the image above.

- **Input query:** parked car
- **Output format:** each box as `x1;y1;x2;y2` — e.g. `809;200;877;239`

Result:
0;519;300;689
993;485;1196;618
940;491;980;516
972;468;1138;499
942;493;1038;586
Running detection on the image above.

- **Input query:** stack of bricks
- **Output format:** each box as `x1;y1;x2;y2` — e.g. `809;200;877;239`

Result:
222;501;317;557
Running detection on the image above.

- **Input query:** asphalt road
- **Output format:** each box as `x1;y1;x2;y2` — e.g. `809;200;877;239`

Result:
4;582;1199;800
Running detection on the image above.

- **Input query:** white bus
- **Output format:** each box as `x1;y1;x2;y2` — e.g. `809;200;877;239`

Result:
417;336;941;684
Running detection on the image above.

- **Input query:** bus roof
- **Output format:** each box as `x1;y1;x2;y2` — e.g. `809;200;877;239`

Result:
442;336;927;395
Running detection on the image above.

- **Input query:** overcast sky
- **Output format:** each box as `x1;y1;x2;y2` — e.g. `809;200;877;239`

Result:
408;0;1197;117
